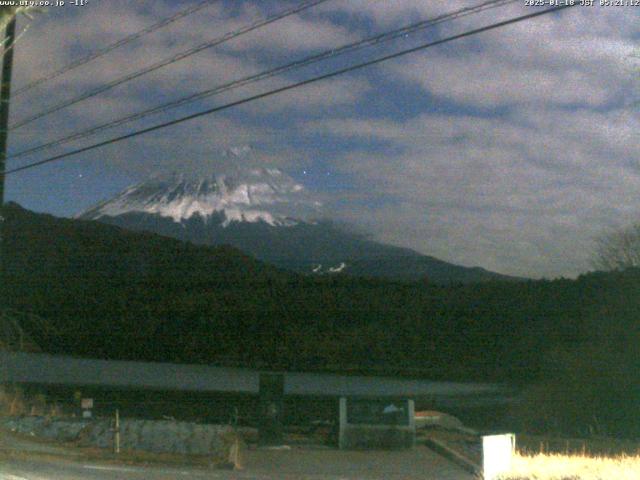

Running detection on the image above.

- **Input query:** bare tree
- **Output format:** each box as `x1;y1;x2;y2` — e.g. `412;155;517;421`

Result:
593;223;640;271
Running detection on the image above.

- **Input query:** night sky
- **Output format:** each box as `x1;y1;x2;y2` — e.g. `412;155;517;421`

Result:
4;0;639;279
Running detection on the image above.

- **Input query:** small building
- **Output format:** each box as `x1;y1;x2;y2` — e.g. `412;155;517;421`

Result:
338;396;415;449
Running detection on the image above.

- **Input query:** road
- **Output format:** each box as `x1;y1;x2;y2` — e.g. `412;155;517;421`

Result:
0;418;475;480
0;446;474;480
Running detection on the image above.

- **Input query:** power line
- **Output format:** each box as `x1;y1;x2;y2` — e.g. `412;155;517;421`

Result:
3;4;577;177
12;0;220;97
9;0;332;130
7;0;518;161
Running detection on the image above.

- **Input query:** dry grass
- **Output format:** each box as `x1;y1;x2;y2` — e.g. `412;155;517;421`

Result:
517;434;640;458
0;385;27;416
497;452;640;480
0;386;63;417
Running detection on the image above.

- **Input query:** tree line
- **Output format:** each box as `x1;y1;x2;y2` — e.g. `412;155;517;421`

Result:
1;202;639;438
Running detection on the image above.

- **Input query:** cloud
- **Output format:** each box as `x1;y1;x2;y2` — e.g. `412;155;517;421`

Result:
7;0;373;159
294;3;640;278
222;8;358;52
307;106;640;278
385;5;638;110
320;0;477;27
6;0;640;278
235;75;372;114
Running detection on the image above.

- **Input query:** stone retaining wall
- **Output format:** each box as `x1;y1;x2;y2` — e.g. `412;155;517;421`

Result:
1;416;238;456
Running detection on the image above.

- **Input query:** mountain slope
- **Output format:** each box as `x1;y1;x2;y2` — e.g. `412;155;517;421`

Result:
0;202;538;382
3;201;529;379
4;204;640;439
78;167;520;284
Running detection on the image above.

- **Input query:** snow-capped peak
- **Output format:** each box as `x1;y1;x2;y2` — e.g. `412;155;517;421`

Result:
78;165;321;227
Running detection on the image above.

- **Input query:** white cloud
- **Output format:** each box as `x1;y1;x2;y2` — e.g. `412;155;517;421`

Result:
386;6;638;109
320;0;477;27
308;106;640;278
222;10;358;52
6;0;640;278
7;0;371;163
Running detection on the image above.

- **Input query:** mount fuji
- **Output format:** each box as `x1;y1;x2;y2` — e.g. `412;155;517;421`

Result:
78;162;518;284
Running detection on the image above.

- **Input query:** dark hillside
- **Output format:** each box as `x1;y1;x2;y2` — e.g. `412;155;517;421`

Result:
2;202;640;438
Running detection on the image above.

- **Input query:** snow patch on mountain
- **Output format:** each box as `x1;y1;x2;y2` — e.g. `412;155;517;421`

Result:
310;263;348;274
328;262;347;273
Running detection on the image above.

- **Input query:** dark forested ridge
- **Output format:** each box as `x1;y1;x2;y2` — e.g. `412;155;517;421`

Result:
92;210;522;284
2;203;639;436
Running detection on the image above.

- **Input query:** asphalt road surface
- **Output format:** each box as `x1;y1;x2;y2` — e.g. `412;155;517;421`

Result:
0;424;474;480
1;446;474;480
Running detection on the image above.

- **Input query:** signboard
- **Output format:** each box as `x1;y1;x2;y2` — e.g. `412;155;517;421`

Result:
483;433;516;480
81;398;94;409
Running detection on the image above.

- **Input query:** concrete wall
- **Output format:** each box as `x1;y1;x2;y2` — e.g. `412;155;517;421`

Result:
339;425;416;450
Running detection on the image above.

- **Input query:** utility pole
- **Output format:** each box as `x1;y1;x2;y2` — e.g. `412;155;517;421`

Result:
0;16;16;204
0;16;16;306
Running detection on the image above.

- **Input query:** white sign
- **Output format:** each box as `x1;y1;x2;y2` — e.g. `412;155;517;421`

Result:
483;433;515;480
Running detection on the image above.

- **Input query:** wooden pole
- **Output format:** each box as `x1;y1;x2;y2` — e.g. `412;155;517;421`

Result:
0;16;16;205
114;408;120;454
0;16;16;310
